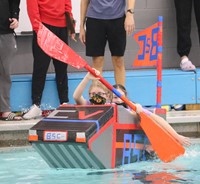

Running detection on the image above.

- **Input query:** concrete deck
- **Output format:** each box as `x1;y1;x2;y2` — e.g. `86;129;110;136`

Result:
0;110;200;147
0;118;41;147
167;110;200;138
167;110;200;123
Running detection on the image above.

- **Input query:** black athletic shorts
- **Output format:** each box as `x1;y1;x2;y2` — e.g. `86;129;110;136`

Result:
85;16;126;57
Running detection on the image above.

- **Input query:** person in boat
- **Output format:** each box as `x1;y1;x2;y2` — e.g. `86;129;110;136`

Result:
73;69;191;147
73;69;111;105
111;83;191;147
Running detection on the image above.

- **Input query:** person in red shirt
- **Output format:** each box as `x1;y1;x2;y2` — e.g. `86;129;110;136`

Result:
23;0;76;119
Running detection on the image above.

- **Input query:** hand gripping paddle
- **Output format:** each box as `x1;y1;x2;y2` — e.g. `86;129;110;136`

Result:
37;22;185;162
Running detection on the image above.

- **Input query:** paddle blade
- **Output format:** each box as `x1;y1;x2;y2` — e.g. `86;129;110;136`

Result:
140;112;185;162
37;22;86;69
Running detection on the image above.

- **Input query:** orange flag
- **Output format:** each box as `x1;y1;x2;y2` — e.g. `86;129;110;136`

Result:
133;23;159;67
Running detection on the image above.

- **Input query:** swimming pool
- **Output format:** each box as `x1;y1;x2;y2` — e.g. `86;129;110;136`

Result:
0;144;200;184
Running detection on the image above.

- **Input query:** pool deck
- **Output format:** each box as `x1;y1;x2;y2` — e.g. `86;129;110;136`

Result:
0;110;200;147
0;118;41;147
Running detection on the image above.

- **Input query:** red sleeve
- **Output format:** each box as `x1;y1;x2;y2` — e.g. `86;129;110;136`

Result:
27;0;41;32
65;0;73;18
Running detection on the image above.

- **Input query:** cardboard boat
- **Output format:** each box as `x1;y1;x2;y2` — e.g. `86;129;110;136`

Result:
29;104;150;169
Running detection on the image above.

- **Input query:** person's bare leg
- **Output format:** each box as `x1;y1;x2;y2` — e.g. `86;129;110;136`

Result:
112;56;125;86
92;56;104;75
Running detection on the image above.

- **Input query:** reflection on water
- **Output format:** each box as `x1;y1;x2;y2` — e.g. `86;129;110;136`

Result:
88;169;196;183
0;144;200;184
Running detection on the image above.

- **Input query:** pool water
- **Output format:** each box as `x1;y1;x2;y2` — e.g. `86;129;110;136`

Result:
0;144;200;184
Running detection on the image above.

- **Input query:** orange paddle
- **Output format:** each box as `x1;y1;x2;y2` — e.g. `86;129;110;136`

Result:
36;23;185;162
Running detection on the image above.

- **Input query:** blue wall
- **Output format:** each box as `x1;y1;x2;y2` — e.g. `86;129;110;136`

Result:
10;69;199;111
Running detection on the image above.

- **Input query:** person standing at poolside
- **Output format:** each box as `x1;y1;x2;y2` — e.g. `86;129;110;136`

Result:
0;0;22;121
79;0;135;86
23;0;76;120
174;0;200;71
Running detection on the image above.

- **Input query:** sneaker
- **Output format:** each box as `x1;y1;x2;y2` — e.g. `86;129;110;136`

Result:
180;57;196;71
172;104;185;111
60;102;68;106
23;104;42;120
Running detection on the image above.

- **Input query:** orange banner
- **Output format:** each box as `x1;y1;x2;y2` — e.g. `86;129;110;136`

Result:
133;23;159;67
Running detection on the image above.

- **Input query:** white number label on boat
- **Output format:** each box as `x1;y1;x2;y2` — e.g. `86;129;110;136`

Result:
43;131;68;142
